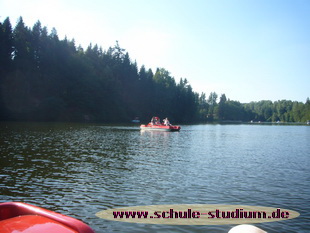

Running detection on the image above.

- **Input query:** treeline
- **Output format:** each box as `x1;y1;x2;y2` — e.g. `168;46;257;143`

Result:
0;17;309;123
205;93;310;123
0;17;198;123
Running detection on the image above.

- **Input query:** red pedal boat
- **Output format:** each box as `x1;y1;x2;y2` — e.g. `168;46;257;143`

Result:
0;202;95;233
140;117;181;132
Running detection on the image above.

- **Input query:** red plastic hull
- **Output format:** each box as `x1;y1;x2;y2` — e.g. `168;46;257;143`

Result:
140;124;181;131
0;202;95;233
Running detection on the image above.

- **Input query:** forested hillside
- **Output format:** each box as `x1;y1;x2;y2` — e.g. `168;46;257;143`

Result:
0;17;309;123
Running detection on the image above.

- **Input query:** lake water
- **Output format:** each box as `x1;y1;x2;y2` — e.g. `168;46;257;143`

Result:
0;122;309;233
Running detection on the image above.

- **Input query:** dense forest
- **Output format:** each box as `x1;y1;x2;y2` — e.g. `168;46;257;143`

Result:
0;17;309;124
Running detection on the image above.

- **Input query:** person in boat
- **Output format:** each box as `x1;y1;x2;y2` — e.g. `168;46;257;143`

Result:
163;117;170;126
155;117;160;125
150;117;155;125
150;117;160;125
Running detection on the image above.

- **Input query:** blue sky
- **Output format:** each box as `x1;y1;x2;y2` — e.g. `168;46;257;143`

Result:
1;0;309;103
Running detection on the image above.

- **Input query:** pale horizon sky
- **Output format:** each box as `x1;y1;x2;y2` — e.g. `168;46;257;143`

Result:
1;0;309;103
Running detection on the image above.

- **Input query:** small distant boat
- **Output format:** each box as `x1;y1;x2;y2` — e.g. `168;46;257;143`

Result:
131;117;140;123
0;202;95;233
140;117;181;132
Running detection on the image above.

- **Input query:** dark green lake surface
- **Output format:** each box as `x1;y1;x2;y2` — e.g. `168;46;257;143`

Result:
0;122;309;232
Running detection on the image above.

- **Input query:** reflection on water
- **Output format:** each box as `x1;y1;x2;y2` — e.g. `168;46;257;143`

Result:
0;122;309;233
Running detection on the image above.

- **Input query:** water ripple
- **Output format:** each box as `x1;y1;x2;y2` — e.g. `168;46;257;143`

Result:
0;123;309;232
